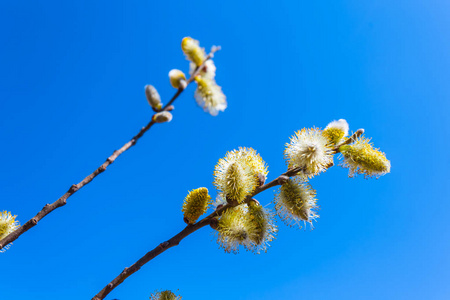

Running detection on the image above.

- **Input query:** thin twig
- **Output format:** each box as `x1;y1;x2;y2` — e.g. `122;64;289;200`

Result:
0;48;220;251
92;167;303;300
161;46;220;111
333;129;365;152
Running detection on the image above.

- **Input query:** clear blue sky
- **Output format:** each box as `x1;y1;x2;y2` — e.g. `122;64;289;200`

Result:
1;1;449;299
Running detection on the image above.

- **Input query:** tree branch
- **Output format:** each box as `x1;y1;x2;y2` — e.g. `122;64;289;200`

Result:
92;166;303;300
91;131;369;299
0;48;221;251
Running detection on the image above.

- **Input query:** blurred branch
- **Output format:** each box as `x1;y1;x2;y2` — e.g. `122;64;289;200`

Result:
0;48;220;251
92;166;306;300
161;46;221;111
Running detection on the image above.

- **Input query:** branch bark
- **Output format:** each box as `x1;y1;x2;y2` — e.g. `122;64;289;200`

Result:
0;48;220;251
92;166;305;300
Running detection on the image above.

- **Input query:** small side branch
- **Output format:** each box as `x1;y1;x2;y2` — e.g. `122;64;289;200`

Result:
0;48;220;251
333;129;365;152
161;46;220;111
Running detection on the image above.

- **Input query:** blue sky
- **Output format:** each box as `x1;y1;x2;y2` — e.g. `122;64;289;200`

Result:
1;0;449;299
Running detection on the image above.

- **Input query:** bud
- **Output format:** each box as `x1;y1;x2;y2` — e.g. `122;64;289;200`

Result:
145;85;162;111
165;105;175;111
214;148;268;203
339;136;391;178
323;119;349;145
181;37;206;66
153;111;173;123
150;290;181;300
0;211;20;252
274;178;319;229
209;218;219;230
182;188;212;224
168;69;187;89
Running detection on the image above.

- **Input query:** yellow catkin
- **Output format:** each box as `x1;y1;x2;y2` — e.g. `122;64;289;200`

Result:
193;76;227;116
339;136;391;178
322;127;345;145
214;148;268;203
274;178;319;229
182;188;211;224
0;211;19;240
216;203;276;254
181;37;206;66
284;128;333;177
225;163;249;203
216;206;251;253
246;202;276;253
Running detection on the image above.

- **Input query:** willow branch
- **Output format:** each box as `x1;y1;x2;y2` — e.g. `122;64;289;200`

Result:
92;167;303;300
92;129;364;300
0;48;221;251
93;128;366;299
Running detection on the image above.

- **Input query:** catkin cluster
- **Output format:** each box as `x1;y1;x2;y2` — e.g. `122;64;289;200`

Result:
180;118;390;253
182;37;227;116
146;36;227;123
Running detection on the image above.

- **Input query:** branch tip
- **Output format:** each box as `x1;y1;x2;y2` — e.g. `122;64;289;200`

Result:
211;45;221;54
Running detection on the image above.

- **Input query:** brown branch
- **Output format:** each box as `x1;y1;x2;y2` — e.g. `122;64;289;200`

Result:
0;48;221;251
92;167;303;300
